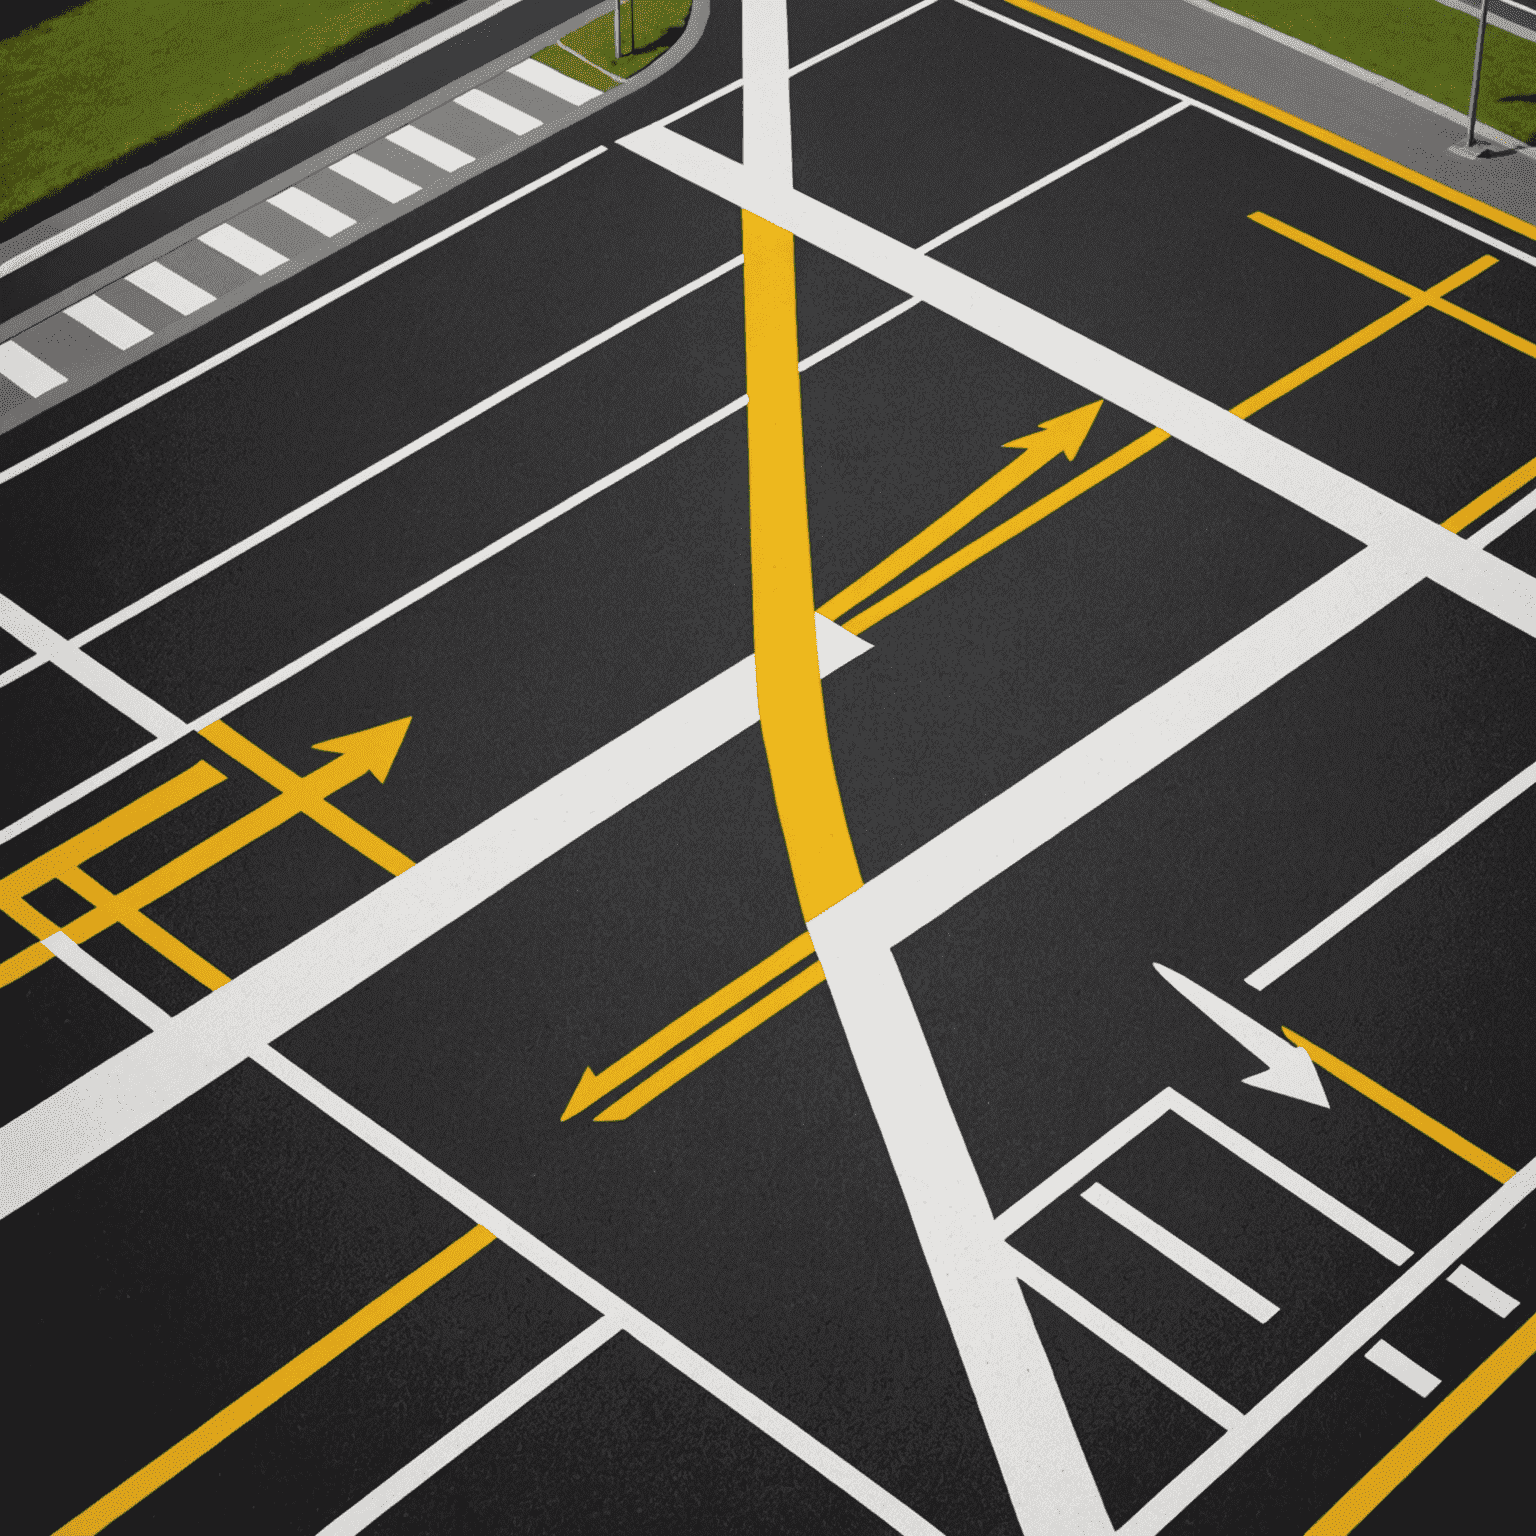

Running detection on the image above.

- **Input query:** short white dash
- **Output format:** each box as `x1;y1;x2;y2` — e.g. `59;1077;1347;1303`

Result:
509;56;602;105
1365;1339;1441;1397
331;153;421;203
1447;1264;1519;1318
455;87;542;135
268;185;356;237
200;223;288;275
125;261;215;315
386;123;475;172
64;294;153;350
0;340;67;397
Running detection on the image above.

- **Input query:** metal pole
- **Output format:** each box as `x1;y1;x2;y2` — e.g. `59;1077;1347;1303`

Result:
614;0;622;59
1465;0;1492;148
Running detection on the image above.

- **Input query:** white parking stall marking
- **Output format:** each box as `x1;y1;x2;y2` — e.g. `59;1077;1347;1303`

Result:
1007;1246;1246;1430
386;123;475;173
267;185;357;237
1364;1340;1441;1397
0;340;67;397
124;260;216;315
63;295;153;350
509;55;602;105
1082;1182;1281;1324
1470;482;1536;548
43;933;171;1031
1246;757;1536;991
454;86;543;135
329;153;422;204
1447;1264;1520;1317
199;222;288;275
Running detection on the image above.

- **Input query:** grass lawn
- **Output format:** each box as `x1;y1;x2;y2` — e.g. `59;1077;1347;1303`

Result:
546;0;692;82
1;0;434;225
1213;0;1536;141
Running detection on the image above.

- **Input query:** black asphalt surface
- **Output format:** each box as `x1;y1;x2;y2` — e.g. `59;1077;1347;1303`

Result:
4;2;1534;1534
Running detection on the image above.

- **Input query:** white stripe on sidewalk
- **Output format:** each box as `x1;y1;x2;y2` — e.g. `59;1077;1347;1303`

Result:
1082;1182;1280;1323
200;223;288;275
1447;1263;1519;1317
455;87;542;135
0;339;67;397
1364;1339;1441;1397
268;185;356;237
509;55;603;105
1246;756;1536;990
331;152;421;203
125;260;216;315
386;123;475;172
63;294;153;350
314;1315;622;1536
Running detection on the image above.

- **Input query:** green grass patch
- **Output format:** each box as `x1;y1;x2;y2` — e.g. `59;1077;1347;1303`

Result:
531;41;613;93
1212;0;1536;142
0;0;432;226
557;0;692;81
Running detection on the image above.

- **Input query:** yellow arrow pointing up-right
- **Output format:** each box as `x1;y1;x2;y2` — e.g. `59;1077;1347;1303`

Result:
819;399;1102;623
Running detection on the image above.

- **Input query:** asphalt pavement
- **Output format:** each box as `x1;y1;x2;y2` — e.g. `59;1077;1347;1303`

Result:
2;3;1534;1534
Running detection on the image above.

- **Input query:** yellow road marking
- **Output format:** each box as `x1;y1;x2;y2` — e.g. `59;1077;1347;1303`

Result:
562;931;816;1119
1001;1;1536;247
1445;451;1536;534
1306;1311;1536;1535
742;210;862;922
595;961;827;1120
1284;1029;1517;1183
819;400;1103;622
53;1225;496;1536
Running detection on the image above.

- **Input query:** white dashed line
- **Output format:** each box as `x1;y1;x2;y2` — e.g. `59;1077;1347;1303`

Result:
200;222;288;275
330;152;422;203
63;294;153;350
267;186;356;237
386;123;475;172
1364;1340;1441;1397
455;87;543;134
0;339;67;397
125;260;216;315
1447;1264;1520;1317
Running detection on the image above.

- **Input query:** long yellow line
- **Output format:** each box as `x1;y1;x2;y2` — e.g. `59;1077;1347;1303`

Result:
1001;0;1536;246
1284;1029;1517;1183
595;961;827;1120
742;211;862;922
54;1225;496;1536
1306;1312;1536;1535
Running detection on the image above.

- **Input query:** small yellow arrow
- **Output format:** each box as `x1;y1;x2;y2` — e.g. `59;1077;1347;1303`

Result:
819;399;1103;623
563;932;815;1120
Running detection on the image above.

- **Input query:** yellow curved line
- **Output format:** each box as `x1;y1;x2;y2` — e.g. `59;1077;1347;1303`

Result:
741;211;863;921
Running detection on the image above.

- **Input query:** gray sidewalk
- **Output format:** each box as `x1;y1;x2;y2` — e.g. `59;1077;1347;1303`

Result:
1037;0;1536;228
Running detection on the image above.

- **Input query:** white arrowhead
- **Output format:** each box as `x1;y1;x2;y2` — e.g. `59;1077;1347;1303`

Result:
1153;963;1329;1108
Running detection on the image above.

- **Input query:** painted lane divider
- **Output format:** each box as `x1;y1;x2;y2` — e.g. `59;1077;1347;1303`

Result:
0;717;414;998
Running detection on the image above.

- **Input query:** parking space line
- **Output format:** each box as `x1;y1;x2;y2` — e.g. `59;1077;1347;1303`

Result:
1007;1246;1245;1430
1247;757;1536;991
1470;482;1536;548
562;932;816;1120
314;1315;622;1536
254;1047;947;1536
1283;1030;1518;1183
1082;1182;1280;1322
1447;1264;1519;1317
595;961;828;1121
1363;1339;1441;1396
42;933;172;1030
53;1224;496;1536
1309;1312;1536;1534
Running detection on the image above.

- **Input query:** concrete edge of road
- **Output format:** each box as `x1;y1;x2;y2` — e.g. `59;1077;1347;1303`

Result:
1436;0;1536;49
1029;0;1536;226
0;0;543;277
0;1;711;436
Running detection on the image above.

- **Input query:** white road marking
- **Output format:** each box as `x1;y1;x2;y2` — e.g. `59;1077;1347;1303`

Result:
916;100;1190;252
1007;1246;1245;1430
330;153;421;204
314;1315;623;1535
1469;482;1536;548
256;1048;945;1536
1246;756;1536;990
810;906;1113;1535
455;87;542;135
509;55;602;106
199;222;288;275
63;295;153;350
742;0;794;189
0;148;607;488
996;1088;1411;1266
0;591;183;739
1364;1339;1441;1397
42;933;171;1030
1447;1263;1519;1317
124;260;216;315
386;123;475;173
268;185;357;236
1083;1182;1280;1322
0;340;66;397
619;125;1536;650
0;617;871;1219
1120;1157;1534;1534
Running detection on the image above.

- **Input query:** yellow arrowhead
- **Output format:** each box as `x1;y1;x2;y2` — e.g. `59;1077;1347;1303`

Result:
311;717;413;783
1005;399;1103;462
562;1067;603;1122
